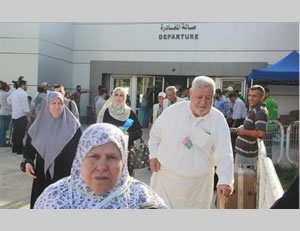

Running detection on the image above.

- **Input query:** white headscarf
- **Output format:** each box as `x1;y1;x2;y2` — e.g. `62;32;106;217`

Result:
97;87;131;123
34;123;167;209
28;91;80;179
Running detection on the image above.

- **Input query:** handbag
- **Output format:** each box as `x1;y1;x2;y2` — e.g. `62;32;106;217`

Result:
128;138;150;169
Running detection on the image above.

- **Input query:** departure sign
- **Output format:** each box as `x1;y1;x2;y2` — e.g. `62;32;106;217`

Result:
159;23;199;40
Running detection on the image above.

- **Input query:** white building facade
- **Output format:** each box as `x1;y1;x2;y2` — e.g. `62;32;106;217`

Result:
0;22;299;118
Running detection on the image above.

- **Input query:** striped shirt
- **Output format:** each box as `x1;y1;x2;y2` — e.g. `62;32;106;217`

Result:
235;103;268;157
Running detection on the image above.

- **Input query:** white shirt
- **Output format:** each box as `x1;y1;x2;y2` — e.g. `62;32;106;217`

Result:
232;97;247;119
0;90;12;115
95;97;106;117
7;88;30;119
149;101;234;185
162;97;185;111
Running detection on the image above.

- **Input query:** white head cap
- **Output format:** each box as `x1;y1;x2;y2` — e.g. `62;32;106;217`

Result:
158;92;166;98
227;86;234;91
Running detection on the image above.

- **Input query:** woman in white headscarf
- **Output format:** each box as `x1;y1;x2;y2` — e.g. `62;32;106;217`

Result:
97;87;142;176
22;91;81;209
34;123;167;209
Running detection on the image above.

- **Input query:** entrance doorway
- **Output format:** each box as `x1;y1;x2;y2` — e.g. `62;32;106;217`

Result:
164;76;186;91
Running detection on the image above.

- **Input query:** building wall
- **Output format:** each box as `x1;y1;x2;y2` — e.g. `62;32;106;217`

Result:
73;22;299;117
73;22;298;63
0;23;40;97
1;22;299;117
38;23;73;90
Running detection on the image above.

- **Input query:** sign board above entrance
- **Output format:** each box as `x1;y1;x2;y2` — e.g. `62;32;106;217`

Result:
159;23;199;40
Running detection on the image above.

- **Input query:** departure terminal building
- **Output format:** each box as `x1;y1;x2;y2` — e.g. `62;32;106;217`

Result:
0;22;299;119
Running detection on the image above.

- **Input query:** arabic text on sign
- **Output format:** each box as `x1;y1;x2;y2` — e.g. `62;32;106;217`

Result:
160;23;197;32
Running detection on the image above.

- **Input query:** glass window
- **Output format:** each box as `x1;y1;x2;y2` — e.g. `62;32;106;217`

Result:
136;76;154;109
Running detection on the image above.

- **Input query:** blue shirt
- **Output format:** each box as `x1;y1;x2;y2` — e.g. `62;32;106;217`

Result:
213;95;230;118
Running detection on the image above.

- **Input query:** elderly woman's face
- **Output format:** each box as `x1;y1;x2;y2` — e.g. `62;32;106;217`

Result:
48;98;64;118
113;90;124;105
82;141;123;195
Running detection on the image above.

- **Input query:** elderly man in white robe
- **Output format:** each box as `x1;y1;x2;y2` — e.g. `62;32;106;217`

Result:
148;76;234;208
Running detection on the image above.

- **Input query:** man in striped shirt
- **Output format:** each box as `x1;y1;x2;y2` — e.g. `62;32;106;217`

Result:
235;85;268;169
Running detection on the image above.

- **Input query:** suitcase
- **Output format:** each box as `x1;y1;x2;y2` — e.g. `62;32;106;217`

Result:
217;166;256;209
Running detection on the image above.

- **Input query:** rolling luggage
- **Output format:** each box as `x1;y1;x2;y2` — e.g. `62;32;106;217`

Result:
217;165;256;209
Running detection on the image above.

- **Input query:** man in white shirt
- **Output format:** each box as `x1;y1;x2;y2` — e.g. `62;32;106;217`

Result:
162;86;185;111
148;91;166;130
7;79;31;155
95;88;107;119
228;92;247;128
148;76;234;208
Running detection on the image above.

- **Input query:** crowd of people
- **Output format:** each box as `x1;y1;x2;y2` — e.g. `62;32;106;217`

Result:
1;74;296;210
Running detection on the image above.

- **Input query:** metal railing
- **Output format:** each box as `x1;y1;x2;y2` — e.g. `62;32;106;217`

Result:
285;121;299;166
263;120;285;165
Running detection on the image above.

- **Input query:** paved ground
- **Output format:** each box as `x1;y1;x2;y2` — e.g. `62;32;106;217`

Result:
0;127;152;209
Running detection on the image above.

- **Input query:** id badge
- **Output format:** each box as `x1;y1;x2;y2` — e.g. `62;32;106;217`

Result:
183;136;193;150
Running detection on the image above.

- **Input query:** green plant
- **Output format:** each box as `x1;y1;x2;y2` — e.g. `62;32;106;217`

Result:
274;164;299;191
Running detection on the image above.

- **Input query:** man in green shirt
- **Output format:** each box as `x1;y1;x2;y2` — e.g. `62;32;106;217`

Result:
263;88;279;158
264;88;278;120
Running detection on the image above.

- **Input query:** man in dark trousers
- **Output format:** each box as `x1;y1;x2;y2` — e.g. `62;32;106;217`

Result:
7;79;31;155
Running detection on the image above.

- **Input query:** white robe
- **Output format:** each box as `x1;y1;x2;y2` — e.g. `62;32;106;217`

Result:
149;101;234;208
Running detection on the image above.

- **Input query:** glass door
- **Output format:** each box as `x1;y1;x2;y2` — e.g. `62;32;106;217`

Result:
220;77;246;99
136;76;155;127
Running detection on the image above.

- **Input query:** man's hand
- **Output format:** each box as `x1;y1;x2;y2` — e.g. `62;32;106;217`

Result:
236;125;245;136
217;184;233;205
150;158;161;172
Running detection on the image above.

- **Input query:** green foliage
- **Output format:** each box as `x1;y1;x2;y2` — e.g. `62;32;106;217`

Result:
274;164;299;191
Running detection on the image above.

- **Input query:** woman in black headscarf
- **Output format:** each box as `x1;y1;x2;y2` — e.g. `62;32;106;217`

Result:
22;91;82;208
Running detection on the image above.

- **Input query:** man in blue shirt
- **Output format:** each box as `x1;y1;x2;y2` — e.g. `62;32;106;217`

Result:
213;89;230;119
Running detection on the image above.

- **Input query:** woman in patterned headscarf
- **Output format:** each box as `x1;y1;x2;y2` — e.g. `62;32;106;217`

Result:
34;123;167;209
97;87;142;176
22;91;82;209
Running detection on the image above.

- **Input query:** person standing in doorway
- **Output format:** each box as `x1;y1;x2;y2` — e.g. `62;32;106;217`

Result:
228;92;247;128
95;88;108;119
162;86;185;111
213;88;231;120
148;91;166;130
